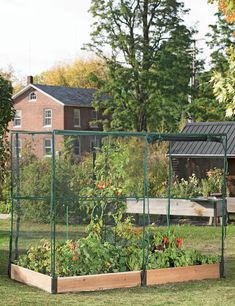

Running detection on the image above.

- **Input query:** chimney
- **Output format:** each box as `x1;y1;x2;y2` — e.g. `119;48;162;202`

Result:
27;75;33;85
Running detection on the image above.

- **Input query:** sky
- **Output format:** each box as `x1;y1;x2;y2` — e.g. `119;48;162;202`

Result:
0;0;218;80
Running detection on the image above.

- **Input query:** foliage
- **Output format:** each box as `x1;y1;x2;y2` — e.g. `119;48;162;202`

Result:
16;140;220;277
86;0;194;132
16;136;223;222
34;58;107;89
171;169;224;198
211;48;235;117
201;168;224;197
171;174;202;198
0;175;11;213
209;0;235;23
188;11;234;122
207;12;235;72
2;216;235;305
186;71;227;122
17;225;218;277
0;75;14;179
0;66;24;94
208;0;235;117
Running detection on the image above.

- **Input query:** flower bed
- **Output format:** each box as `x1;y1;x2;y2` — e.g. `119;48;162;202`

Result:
11;263;220;293
11;219;220;293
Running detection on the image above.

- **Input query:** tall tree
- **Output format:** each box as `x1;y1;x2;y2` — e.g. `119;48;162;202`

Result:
186;11;234;122
209;0;235;23
207;12;235;72
209;0;235;117
34;58;107;89
0;75;14;178
186;71;227;122
86;0;194;132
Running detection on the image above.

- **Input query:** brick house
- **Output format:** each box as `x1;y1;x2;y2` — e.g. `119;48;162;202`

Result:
9;76;103;157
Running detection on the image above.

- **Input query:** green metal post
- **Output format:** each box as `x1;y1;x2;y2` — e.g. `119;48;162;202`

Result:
14;133;20;260
141;137;149;287
50;133;56;281
221;135;227;278
167;142;172;232
8;132;14;276
66;206;69;240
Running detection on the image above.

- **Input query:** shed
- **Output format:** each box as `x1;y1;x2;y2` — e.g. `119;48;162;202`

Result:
170;121;235;196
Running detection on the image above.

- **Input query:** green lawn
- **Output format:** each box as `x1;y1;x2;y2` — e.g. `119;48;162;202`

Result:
1;219;235;306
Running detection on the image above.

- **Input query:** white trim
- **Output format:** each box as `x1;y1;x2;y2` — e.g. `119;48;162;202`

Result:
43;109;52;127
13;84;64;106
32;85;64;106
13;84;31;99
43;138;52;156
73;108;81;128
13;110;22;128
28;91;37;102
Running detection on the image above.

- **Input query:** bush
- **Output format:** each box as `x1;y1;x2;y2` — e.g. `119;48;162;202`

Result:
171;169;224;198
171;174;202;198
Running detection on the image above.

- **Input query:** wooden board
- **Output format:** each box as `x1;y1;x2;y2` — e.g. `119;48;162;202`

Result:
57;271;141;293
10;264;52;293
147;264;220;286
227;197;235;213
126;198;223;217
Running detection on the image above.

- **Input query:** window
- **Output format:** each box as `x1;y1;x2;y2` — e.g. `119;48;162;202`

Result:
14;138;21;157
90;110;98;128
74;109;81;127
28;92;37;101
44;109;52;127
13;110;22;127
74;137;81;155
44;138;52;156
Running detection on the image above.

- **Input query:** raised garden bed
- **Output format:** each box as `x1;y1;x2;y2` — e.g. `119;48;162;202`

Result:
10;263;220;293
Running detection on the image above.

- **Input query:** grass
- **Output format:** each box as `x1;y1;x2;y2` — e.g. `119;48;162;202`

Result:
1;219;235;305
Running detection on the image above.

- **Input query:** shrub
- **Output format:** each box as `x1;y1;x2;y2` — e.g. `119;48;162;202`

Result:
171;174;202;198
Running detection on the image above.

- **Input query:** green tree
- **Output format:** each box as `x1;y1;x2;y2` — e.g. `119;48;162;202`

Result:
208;0;235;117
207;12;235;72
187;9;234;122
0;75;14;178
186;71;227;122
86;0;194;132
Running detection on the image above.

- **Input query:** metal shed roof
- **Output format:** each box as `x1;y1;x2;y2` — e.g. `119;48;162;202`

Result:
171;122;235;157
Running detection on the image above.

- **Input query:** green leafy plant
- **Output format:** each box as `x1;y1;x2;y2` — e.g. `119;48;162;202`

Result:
171;173;202;198
17;226;219;277
0;175;11;213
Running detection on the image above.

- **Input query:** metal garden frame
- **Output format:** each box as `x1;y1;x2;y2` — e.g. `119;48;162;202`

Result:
9;129;228;287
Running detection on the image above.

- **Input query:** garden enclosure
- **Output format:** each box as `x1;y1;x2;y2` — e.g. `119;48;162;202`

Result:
9;130;227;293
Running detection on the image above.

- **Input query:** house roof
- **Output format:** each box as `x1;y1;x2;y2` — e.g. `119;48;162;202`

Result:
34;84;96;106
171;122;235;157
13;84;96;107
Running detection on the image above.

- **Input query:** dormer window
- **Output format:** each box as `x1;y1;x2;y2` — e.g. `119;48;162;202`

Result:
28;92;37;101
